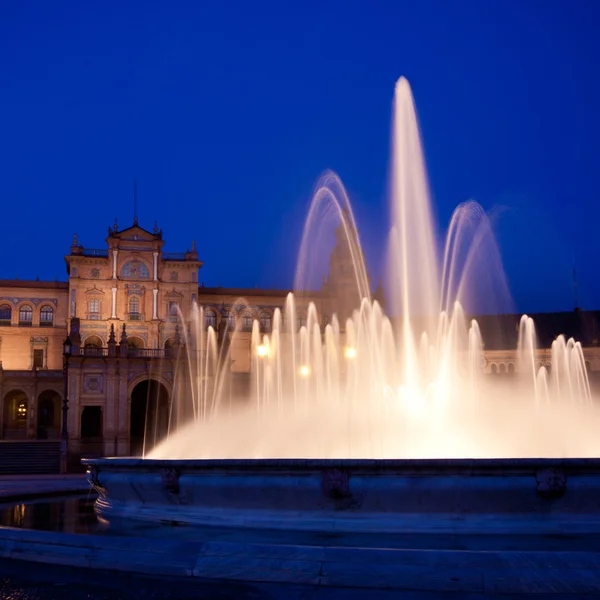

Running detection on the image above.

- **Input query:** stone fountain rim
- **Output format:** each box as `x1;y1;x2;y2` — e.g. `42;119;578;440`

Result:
82;456;600;471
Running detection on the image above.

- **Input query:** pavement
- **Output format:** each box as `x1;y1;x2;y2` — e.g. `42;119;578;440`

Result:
0;473;91;502
2;558;600;600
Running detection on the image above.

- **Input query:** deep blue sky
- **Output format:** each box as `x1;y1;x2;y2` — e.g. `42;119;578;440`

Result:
1;0;599;313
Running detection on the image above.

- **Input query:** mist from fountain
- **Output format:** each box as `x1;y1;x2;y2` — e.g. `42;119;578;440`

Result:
148;77;597;460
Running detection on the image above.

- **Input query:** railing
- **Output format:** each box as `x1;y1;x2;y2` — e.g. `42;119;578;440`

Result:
162;252;187;261
0;320;11;327
127;313;144;321
81;248;109;257
128;348;168;358
80;347;108;357
86;313;102;320
18;321;32;327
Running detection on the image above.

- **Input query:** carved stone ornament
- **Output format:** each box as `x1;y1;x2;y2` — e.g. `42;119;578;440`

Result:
536;467;567;499
88;465;103;491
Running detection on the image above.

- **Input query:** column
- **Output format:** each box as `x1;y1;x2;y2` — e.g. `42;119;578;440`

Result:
153;252;158;281
111;287;117;319
112;250;118;279
152;288;158;320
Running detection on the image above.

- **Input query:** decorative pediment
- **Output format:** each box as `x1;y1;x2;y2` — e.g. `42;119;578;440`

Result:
165;289;183;299
116;225;156;242
85;285;105;295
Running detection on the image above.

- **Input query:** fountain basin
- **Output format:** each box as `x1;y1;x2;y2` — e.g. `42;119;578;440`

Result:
83;457;600;534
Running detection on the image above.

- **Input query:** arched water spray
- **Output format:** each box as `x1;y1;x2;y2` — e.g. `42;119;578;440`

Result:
148;76;597;461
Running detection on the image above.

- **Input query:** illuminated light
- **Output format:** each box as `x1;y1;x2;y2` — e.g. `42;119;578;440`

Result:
344;346;357;360
256;345;268;358
299;365;311;377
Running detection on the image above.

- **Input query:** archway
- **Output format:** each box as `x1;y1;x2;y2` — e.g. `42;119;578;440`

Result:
2;390;28;439
84;336;103;348
127;336;145;348
129;380;170;456
36;390;61;439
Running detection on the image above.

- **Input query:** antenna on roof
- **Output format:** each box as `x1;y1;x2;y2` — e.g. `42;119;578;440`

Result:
133;180;138;225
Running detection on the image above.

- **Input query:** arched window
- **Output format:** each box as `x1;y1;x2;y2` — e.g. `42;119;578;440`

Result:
83;336;103;348
227;311;236;329
0;304;11;324
205;309;217;329
121;260;149;279
242;312;253;330
490;364;498;375
259;312;271;332
129;296;140;320
18;305;32;326
40;306;54;326
508;363;515;375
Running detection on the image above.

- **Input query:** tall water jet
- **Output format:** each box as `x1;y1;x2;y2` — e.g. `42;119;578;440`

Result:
145;76;597;462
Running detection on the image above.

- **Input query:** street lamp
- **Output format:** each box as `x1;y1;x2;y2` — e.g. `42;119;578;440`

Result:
61;335;72;474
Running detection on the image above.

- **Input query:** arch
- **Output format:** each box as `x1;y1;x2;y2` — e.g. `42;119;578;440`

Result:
0;303;12;324
129;379;170;456
164;337;176;349
40;305;54;326
127;336;145;349
204;309;217;329
508;363;515;375
490;364;498;375
259;311;272;332
121;260;150;279
2;389;28;439
18;304;33;325
36;389;61;439
498;363;506;374
83;335;103;348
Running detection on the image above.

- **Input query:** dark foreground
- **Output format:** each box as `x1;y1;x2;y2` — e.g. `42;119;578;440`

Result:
2;559;600;600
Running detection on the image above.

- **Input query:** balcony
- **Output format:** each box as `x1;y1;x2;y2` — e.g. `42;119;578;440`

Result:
127;348;167;358
127;313;144;321
18;321;32;327
80;347;108;357
81;248;109;258
162;252;187;261
0;320;11;327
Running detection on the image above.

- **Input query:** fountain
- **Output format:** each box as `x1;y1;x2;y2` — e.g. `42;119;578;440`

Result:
84;77;600;536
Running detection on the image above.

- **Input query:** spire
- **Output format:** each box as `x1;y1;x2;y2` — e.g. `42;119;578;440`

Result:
191;240;196;252
108;323;116;344
113;217;118;233
120;323;127;344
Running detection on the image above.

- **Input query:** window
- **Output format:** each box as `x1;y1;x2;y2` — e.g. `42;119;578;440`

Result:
89;298;100;319
259;312;272;332
40;306;54;326
129;296;140;320
19;305;33;326
33;349;44;369
192;272;197;283
227;311;236;329
121;260;149;279
297;315;307;329
242;312;253;329
168;301;179;319
0;304;11;325
204;309;217;329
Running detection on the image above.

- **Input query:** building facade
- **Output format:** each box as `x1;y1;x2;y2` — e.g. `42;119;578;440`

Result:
1;218;599;459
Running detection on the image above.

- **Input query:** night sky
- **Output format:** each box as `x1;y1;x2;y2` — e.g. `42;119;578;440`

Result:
1;1;598;314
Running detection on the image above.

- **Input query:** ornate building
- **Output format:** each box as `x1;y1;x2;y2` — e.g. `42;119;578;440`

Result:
0;218;599;461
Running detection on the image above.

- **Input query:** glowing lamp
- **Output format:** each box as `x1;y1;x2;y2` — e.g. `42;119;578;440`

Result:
344;346;357;360
299;365;311;377
256;344;268;358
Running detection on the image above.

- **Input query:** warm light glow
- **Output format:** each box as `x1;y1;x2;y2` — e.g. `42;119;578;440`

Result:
299;365;311;377
344;346;357;360
256;345;268;358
